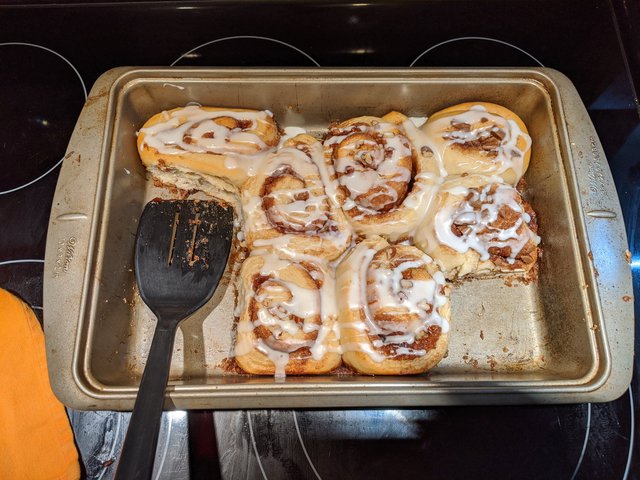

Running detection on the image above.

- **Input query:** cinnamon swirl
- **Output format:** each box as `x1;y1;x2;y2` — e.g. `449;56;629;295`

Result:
414;175;540;280
336;236;450;375
241;134;352;260
137;106;280;188
235;251;341;375
420;102;532;185
323;112;440;241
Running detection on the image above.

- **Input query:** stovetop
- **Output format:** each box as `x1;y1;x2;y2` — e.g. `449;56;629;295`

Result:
1;1;638;479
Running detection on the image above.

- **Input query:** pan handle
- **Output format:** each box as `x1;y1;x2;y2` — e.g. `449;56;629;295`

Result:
115;321;178;480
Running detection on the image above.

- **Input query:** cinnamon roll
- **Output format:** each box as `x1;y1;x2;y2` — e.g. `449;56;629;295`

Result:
414;175;540;280
336;236;450;375
420;102;532;185
241;134;352;260
235;251;341;376
323;112;440;241
137;106;280;187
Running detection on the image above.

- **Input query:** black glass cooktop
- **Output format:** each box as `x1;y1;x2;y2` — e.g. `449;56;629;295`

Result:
1;1;638;479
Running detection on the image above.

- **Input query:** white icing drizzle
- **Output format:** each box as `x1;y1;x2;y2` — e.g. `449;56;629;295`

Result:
343;242;449;363
240;252;338;376
434;183;540;263
223;154;262;177
277;126;308;147
140;105;274;156
300;138;345;210
256;339;290;377
340;342;428;361
324;121;413;213
241;138;352;257
422;104;532;181
408;116;428;128
321;118;443;240
350;246;378;333
402;119;448;178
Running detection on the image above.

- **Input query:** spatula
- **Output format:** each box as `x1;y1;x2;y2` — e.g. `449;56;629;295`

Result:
115;199;234;480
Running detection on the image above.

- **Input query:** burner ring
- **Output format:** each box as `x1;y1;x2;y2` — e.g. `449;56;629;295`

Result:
570;403;591;480
0;42;88;98
247;411;269;480
293;410;323;480
624;388;635;479
171;35;321;67
291;405;592;478
0;43;87;196
409;36;544;68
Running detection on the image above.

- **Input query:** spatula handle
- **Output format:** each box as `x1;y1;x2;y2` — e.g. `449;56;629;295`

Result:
115;322;178;480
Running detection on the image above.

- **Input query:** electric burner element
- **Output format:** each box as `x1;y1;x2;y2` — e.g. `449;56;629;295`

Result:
171;36;320;67
410;36;544;68
288;408;591;479
207;403;633;480
0;43;86;194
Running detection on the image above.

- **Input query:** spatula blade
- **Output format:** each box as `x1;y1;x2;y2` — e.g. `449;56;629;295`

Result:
134;199;234;319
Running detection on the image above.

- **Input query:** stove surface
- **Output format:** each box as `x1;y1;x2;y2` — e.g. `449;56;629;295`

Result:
1;1;638;479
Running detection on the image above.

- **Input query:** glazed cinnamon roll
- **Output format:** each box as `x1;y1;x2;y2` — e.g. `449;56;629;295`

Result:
420;102;532;185
137;106;280;187
241;134;352;260
235;251;341;376
323;112;441;241
336;236;450;375
414;175;540;280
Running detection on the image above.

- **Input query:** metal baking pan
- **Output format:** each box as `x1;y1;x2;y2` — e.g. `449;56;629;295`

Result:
44;68;634;409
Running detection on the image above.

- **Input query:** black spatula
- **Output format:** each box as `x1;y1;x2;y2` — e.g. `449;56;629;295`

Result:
115;199;233;480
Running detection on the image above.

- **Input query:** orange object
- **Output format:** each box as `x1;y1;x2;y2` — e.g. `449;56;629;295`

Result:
0;289;80;480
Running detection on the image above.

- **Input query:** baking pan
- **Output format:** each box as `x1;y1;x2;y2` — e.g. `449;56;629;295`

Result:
44;68;634;409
